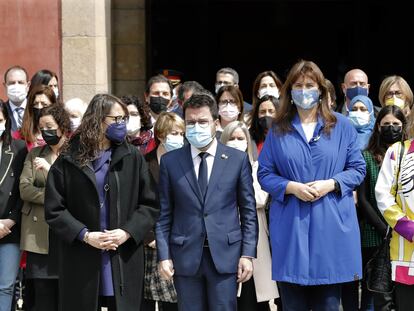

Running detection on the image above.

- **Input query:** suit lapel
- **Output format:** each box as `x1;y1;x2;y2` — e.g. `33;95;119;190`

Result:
0;144;13;187
178;145;203;204
205;143;229;203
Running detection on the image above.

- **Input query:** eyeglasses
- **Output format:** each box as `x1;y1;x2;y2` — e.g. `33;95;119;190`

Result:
106;115;129;124
218;99;237;107
385;90;404;99
185;120;212;129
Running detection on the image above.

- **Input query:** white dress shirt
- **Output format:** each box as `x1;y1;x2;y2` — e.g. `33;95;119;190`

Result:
190;138;217;182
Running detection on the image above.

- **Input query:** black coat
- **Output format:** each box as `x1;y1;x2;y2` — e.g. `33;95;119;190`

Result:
45;139;159;311
0;139;27;244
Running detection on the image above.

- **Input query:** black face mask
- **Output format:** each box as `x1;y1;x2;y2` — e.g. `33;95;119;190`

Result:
149;96;169;114
41;129;61;146
258;116;273;132
380;125;402;145
33;108;42;123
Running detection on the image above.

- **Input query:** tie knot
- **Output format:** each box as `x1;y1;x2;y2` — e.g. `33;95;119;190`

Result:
199;152;208;160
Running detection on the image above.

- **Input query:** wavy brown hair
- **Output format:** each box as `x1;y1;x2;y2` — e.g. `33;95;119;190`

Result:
21;85;58;143
274;60;336;135
69;94;128;166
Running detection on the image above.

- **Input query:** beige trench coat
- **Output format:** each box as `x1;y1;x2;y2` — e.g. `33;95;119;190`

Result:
251;161;279;302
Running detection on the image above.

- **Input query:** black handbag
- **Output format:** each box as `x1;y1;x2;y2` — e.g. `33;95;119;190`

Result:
365;227;393;293
365;142;405;294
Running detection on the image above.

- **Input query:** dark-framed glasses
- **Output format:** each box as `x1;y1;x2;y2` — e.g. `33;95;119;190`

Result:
185;119;212;129
106;115;129;124
385;90;404;99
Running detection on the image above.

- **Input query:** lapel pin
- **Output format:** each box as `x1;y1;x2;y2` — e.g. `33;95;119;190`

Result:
221;154;228;160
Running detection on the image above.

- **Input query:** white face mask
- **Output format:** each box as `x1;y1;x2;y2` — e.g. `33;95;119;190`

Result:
70;117;81;132
0;122;5;136
219;104;239;122
258;87;279;99
7;84;27;103
226;139;247;152
127;116;141;136
163;134;184;152
348;111;370;128
53;87;59;99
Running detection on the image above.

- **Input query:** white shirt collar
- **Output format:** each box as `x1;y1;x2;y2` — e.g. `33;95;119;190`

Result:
9;99;27;111
191;138;218;160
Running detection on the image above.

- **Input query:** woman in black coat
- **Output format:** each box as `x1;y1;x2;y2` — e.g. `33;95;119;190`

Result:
0;100;27;311
44;94;159;311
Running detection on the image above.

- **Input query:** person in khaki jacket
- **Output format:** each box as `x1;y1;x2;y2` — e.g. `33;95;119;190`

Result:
20;105;71;311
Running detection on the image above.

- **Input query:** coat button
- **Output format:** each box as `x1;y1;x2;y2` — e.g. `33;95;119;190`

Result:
10;172;14;177
204;213;208;217
9;192;12;196
33;216;38;222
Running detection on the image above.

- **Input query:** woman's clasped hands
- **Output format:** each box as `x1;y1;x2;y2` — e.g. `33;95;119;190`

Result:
287;179;336;202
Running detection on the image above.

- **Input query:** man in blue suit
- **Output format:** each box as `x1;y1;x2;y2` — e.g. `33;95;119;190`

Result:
156;92;258;310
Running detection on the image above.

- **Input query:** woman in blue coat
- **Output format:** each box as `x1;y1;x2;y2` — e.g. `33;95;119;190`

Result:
258;60;366;310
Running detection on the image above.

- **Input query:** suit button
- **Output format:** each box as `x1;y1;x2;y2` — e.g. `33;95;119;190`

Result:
204;213;208;217
33;216;38;222
10;172;14;177
9;192;12;196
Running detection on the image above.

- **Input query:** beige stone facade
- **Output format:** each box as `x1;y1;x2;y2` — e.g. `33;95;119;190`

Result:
61;0;146;103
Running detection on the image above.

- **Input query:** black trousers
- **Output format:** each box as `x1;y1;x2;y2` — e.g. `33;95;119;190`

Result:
98;296;116;311
27;279;58;311
394;283;414;311
237;278;270;311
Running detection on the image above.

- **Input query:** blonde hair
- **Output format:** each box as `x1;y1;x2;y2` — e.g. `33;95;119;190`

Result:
154;112;185;144
220;121;254;163
378;75;413;109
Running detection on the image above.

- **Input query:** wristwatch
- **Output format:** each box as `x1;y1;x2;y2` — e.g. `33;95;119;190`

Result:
333;179;340;193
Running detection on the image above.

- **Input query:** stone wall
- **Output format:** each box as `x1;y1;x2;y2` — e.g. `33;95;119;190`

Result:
61;0;112;103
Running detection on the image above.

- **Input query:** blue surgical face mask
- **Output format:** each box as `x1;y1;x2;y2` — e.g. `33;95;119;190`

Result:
291;89;320;110
105;122;127;144
346;86;368;100
163;134;184;152
186;123;213;149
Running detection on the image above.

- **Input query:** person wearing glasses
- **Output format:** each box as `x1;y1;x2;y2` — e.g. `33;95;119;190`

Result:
44;94;159;311
258;60;366;310
156;92;258;311
215;85;244;138
378;75;413;118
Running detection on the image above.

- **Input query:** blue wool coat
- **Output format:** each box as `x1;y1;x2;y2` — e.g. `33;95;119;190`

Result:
258;112;366;285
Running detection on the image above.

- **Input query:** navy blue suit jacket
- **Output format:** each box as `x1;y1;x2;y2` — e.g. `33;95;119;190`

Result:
156;142;258;276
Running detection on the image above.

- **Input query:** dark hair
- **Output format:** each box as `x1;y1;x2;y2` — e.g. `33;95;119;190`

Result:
325;79;337;108
21;85;58;143
177;81;204;102
70;94;128;166
39;104;71;137
251;70;283;108
249;95;279;143
0;100;12;146
366;105;407;164
120;95;152;131
145;74;173;96
4;65;29;83
275;60;336;135
216;85;244;121
29;69;58;89
183;92;218;120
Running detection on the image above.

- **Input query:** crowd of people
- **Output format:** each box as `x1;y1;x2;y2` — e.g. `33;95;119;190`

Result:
0;60;413;311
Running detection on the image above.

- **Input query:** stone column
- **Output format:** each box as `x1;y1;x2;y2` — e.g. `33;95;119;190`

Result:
61;0;112;103
112;0;146;101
